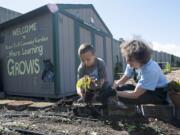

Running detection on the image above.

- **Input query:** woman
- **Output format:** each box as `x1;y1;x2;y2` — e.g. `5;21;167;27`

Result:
112;40;168;105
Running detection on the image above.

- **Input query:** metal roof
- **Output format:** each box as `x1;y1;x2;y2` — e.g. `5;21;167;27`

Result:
0;6;21;24
0;4;112;36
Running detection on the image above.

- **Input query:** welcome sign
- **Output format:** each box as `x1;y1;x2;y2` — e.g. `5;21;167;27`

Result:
6;22;48;76
0;13;55;95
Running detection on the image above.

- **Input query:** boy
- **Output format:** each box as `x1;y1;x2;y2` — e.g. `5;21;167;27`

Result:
76;43;109;102
112;40;168;105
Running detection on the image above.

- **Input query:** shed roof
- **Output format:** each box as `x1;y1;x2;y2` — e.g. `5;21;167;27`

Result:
58;4;112;35
0;4;112;36
0;6;21;24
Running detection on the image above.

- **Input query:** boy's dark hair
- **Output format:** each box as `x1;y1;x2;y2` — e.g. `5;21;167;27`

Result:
78;43;95;56
121;40;153;64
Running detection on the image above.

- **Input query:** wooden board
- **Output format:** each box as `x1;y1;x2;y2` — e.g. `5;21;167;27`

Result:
175;107;180;120
141;104;173;121
73;102;103;108
0;100;15;105
7;100;33;110
108;105;136;117
28;102;54;109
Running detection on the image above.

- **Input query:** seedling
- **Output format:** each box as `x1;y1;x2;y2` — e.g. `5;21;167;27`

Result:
76;76;101;102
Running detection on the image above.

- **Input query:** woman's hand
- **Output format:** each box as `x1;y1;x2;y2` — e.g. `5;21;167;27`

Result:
112;75;129;90
112;80;119;90
117;86;145;99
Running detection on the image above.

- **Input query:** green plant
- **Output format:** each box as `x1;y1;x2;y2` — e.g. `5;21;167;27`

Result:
168;81;180;92
76;76;101;102
123;123;136;133
163;63;172;74
76;75;92;91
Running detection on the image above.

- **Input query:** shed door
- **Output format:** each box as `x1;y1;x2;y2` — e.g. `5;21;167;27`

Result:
75;26;93;70
75;23;113;83
80;27;91;44
79;27;105;60
58;13;76;96
95;34;104;60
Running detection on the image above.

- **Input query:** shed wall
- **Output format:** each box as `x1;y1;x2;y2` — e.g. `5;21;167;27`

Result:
58;13;76;95
65;8;108;34
95;34;104;59
0;13;55;97
106;37;113;83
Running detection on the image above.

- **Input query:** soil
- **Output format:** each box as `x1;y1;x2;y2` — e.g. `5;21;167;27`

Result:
0;70;180;135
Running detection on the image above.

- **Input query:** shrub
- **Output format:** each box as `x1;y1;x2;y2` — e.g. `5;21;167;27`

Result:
163;63;172;74
168;81;180;92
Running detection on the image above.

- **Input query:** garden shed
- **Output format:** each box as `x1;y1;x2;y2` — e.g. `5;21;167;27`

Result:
0;7;21;24
0;4;113;98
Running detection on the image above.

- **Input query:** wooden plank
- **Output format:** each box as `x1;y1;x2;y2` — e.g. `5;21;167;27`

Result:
7;100;33;110
28;102;54;109
108;105;136;117
73;102;103;108
141;104;173;121
0;99;14;105
175;107;180;120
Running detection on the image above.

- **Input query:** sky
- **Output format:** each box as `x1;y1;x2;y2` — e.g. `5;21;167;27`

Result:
0;0;180;56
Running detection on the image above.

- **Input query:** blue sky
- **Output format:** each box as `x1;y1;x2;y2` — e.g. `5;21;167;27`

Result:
0;0;180;56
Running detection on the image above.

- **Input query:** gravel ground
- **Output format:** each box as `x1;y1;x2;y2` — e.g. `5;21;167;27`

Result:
166;69;180;82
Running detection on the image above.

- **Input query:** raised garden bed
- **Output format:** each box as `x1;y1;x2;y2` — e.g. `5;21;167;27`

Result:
175;107;180;121
168;81;180;107
141;104;174;121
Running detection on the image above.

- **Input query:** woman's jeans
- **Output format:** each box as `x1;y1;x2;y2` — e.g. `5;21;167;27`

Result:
116;84;168;105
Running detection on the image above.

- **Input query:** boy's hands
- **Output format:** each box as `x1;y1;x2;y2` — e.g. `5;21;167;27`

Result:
90;77;101;90
76;76;105;103
77;88;85;98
